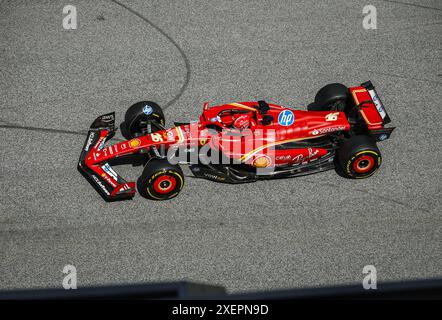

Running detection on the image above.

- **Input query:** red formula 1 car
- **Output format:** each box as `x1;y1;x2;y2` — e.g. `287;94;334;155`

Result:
78;81;395;201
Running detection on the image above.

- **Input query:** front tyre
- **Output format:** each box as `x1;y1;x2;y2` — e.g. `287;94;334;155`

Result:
137;159;184;200
337;135;382;179
120;101;165;140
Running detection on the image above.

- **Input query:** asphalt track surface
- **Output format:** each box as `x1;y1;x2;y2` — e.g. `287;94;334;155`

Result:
1;0;441;292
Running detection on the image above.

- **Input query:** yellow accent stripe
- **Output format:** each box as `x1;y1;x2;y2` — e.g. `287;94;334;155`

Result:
175;127;184;143
228;103;256;112
354;150;382;166
239;135;325;162
351;89;383;126
147;188;163;200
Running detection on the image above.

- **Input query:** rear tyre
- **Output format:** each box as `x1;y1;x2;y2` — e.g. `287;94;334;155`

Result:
137;159;184;200
308;83;348;112
337;135;382;179
120;101;165;140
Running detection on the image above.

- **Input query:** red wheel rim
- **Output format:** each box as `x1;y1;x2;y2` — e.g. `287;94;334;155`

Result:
153;175;177;194
353;155;375;173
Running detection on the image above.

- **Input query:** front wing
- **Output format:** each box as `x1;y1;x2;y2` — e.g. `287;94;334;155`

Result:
78;113;136;201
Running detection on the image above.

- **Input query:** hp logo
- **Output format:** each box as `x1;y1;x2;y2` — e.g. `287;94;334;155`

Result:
278;110;295;126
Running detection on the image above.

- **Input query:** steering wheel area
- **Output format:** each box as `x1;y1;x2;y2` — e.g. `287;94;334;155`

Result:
217;109;256;130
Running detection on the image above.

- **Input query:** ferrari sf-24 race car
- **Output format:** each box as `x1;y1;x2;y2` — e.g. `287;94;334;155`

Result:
78;81;395;201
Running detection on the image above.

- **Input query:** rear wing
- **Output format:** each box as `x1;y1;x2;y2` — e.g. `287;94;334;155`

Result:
361;80;391;124
349;80;395;141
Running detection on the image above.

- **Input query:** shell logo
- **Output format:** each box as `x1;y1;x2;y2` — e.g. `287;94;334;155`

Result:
252;155;271;168
129;138;141;148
